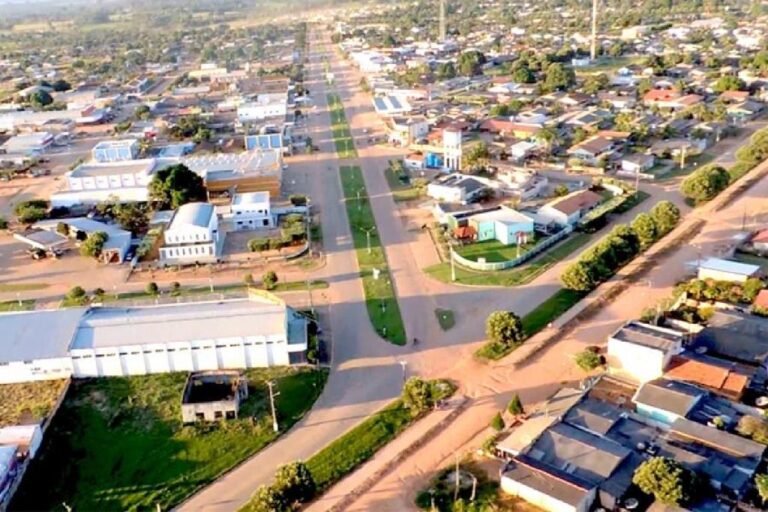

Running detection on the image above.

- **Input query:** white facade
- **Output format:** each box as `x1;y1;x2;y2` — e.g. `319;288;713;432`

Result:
91;139;140;163
159;202;219;264
52;159;157;207
237;93;288;122
500;475;593;512
228;191;274;230
443;127;462;171
606;322;684;383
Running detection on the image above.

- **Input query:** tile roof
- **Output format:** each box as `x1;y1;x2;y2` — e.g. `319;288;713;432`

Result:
664;355;749;397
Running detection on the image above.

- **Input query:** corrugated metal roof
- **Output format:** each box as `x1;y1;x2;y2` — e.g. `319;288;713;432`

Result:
0;308;85;363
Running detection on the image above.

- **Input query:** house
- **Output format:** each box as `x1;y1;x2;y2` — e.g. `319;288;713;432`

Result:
663;354;751;401
159;202;219;264
727;100;764;122
696;257;760;283
632;378;706;426
227;191;274;230
387;116;429;146
537;190;603;227
426;173;488;204
718;90;750;104
509;140;538;160
0;132;54;157
236;92;288;122
691;310;768;367
181;371;249;423
34;217;132;263
606;321;685;383
404;152;426;171
468;207;535;245
753;289;768;310
620;153;655;174
566;136;614;166
0;293;309;384
751;228;768;252
479;118;542;138
91;139;140;163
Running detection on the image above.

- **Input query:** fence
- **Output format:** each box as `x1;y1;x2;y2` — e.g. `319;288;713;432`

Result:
451;226;573;272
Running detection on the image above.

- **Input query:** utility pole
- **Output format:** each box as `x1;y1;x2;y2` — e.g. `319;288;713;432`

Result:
267;381;280;433
454;453;460;501
450;246;457;281
590;0;599;61
439;0;447;42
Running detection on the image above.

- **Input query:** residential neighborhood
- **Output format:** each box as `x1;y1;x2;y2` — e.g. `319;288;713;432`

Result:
3;1;768;512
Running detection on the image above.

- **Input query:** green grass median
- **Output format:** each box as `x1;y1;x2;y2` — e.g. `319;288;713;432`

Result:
327;93;357;159
340;165;406;345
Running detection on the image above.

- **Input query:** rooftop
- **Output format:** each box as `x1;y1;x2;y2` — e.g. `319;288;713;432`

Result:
697;257;760;277
232;191;270;205
693;310;768;364
0;308;85;363
546;189;602;215
664;354;750;398
168;202;215;230
92;139;138;150
69;158;157;178
610;321;684;352
632;378;705;417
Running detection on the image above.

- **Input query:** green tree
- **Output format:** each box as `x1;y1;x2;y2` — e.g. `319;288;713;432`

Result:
170;282;181;296
681;164;730;202
756;473;768;504
490;412;504;431
14;199;48;224
744;278;765;303
507;394;524;415
134;104;151;120
56;222;70;236
574;349;602;372
632;457;698;506
248;484;289;512
402;377;435;415
582;73;609;95
631;212;658;249
485;311;525;347
561;260;597;291
29;89;53;109
113;203;149;234
712;75;745;93
0;216;7;230
146;282;159;296
457;50;486;76
543;62;575;92
52;79;71;92
243;273;255;286
554;184;569;197
79;231;108;258
273;461;316;507
650;201;680;236
148;164;207;209
66;286;87;302
262;271;278;290
736;415;768;444
513;66;534;84
489;104;510;117
436;61;456;79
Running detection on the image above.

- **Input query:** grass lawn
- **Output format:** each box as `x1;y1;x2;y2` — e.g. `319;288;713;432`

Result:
475;288;586;361
455;236;543;263
327;93;357;159
384;165;424;202
0;379;68;427
12;367;328;512
340;165;406;345
435;309;456;331
425;233;591;287
657;153;716;180
0;282;49;292
0;299;35;312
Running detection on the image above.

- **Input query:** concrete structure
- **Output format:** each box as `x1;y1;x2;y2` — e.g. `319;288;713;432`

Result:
387;116;429;146
0;132;53;156
442;126;462;171
468;208;535;245
52;159;158;207
91;139;140;163
34;217;132;263
537;190;603;227
606;322;685;383
426;173;487;204
181;371;249;423
159;202;219;264
695;257;761;283
0;294;307;384
620;153;655;174
237;93;288;122
182;150;282;197
228;191;274;230
632;378;705;426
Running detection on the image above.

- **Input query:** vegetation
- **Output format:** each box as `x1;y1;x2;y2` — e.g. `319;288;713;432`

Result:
148;163;207;210
246;462;316;512
574;348;603;372
79;231;109;258
0;379;68;427
13;368;328;512
485;311;525;349
507;394;524;416
756;473;768;505
384;159;427;202
65;286;87;305
339;165;406;345
415;462;522;512
736;415;768;445
680;164;730;203
632;457;699;507
680;277;765;305
401;378;454;416
262;271;278;290
326;93;357;159
14;199;48;224
435;308;455;331
490;412;505;431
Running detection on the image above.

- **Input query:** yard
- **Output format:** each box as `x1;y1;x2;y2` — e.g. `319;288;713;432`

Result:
455;236;543;264
384;161;426;202
426;232;592;287
11;367;328;512
0;379;68;427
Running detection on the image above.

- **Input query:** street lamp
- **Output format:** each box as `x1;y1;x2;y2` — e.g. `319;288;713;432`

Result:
398;360;408;384
361;226;375;254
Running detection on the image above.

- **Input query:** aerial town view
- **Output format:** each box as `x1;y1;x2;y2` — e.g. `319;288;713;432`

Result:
4;0;768;511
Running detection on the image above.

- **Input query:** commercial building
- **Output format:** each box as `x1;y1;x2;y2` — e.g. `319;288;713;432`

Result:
159;202;219;264
0;293;308;385
228;191;274;230
51;159;158;207
237;93;288;122
182;149;283;197
34;217;132;264
91;139;140;163
0;132;53;156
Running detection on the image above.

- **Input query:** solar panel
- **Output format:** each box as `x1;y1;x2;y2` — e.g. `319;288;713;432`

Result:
373;97;387;111
389;96;402;109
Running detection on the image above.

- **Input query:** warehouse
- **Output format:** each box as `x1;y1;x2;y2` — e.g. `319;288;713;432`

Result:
0;293;308;384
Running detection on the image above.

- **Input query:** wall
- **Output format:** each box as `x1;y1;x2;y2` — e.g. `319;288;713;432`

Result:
500;475;588;512
606;339;665;384
452;226;573;271
0;357;73;385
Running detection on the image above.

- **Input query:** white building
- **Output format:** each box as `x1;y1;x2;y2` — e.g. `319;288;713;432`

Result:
237;93;288;122
695;257;761;283
426;173;488;204
387;116;429;146
51;159;158;207
606;321;685;383
0;294;308;384
34;217;132;263
443;126;462;171
537;190;603;228
0;132;53;157
159;202;219;264
91;139;140;163
228;191;274;230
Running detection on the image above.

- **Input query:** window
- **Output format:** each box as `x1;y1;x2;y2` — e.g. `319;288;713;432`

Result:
214;411;223;419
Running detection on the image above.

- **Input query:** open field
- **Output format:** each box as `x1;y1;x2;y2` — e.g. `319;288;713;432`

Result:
339;165;406;344
0;379;68;428
425;232;592;287
12;367;328;512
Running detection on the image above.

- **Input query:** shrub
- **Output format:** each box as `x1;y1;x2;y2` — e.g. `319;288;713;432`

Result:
268;238;284;251
243;273;255;286
574;349;603;372
0;216;7;230
146;282;159;296
680;164;730;202
66;286;86;300
289;194;308;207
93;288;105;297
170;282;181;296
507;394;524;415
79;231;109;258
490;412;504;431
485;311;524;348
263;271;278;290
248;239;269;252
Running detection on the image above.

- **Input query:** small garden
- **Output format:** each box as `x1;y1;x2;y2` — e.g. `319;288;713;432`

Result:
247;213;308;253
384;159;428;202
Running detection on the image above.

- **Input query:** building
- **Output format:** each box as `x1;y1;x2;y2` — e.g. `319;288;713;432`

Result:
692;310;768;367
34;217;132;263
372;95;412;116
443;125;462;171
0;132;53;157
0;293;308;384
426;173;487;204
182;149;282;197
468;208;535;245
621;153;655;174
181;371;248;423
91;139;140;163
696;257;761;283
237;93;288;122
664;355;750;401
606;321;685;383
537;190;603;227
567;136;614;166
387;116;429;146
227;191;274;230
632;378;706;426
159;202;219;264
51;159;158;207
